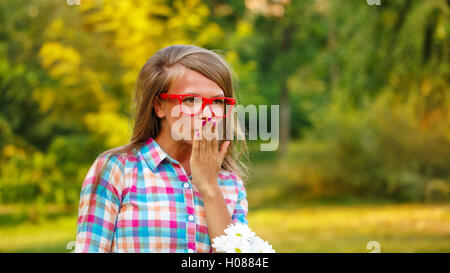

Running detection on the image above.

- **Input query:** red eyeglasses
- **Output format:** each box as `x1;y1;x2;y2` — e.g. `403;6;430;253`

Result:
158;93;236;118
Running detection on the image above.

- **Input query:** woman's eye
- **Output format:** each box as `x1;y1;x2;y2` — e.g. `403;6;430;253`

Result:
213;99;225;104
182;97;195;103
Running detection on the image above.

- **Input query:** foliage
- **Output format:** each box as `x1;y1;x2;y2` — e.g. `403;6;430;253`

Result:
0;0;449;210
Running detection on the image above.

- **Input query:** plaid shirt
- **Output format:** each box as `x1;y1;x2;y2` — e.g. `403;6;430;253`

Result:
75;137;248;253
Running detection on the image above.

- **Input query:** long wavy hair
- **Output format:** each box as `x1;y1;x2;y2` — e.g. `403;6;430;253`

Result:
92;45;250;191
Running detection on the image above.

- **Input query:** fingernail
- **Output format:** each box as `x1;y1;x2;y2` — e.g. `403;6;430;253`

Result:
208;117;212;121
202;120;206;126
196;130;199;137
213;121;216;126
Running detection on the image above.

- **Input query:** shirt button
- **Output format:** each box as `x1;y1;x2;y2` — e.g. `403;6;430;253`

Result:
188;248;194;253
188;215;194;221
183;182;190;189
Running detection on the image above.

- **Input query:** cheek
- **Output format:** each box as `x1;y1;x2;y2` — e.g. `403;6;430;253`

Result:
164;104;183;125
166;115;195;132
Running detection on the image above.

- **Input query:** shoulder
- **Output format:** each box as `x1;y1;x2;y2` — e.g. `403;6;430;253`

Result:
90;153;125;175
96;148;141;171
218;170;246;193
84;150;138;188
219;169;245;182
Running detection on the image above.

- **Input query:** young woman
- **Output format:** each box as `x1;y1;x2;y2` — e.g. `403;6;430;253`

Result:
75;45;249;253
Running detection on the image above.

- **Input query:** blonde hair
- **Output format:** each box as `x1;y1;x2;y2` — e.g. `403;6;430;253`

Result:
93;45;250;189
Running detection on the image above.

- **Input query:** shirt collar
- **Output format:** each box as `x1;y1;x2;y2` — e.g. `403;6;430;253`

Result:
140;137;169;172
140;137;188;176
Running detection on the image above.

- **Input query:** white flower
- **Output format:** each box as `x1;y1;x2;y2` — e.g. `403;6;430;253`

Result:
211;235;229;252
224;222;256;239
212;223;275;253
248;236;276;253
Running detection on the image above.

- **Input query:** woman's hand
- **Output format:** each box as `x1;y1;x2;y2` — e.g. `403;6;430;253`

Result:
190;118;230;198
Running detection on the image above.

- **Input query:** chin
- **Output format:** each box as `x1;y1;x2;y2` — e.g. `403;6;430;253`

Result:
185;139;194;145
180;137;194;146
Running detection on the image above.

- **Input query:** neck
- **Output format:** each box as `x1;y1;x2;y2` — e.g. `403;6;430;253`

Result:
155;127;192;173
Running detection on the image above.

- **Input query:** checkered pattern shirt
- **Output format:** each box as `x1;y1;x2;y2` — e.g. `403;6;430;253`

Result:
75;137;248;253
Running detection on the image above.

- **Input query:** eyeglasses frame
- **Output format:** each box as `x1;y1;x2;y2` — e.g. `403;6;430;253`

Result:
158;93;236;118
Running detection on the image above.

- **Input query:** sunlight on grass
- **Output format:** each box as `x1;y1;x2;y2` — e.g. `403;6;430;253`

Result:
0;215;77;253
248;203;450;253
0;203;449;252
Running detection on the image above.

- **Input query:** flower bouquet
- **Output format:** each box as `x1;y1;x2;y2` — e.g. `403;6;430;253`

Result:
212;222;276;253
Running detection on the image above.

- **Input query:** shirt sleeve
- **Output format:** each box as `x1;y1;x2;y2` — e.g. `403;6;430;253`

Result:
231;175;249;225
75;154;124;253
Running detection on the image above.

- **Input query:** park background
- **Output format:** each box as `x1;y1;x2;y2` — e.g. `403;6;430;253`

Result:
0;0;449;252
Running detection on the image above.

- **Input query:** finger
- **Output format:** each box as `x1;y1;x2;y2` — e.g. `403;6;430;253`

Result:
201;118;207;155
211;120;218;154
204;117;213;141
206;118;216;152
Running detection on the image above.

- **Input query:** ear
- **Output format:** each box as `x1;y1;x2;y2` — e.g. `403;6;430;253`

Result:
153;97;166;118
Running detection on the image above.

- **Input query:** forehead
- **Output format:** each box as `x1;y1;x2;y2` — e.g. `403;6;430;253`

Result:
170;68;224;96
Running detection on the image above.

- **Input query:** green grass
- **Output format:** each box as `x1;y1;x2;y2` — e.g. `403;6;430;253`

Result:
249;203;450;253
0;214;77;253
1;203;449;253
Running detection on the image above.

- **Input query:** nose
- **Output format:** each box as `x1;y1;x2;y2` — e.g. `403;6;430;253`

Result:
200;103;214;119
